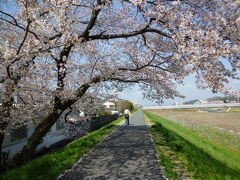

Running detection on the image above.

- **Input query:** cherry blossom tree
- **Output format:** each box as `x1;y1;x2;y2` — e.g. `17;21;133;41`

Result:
0;0;239;168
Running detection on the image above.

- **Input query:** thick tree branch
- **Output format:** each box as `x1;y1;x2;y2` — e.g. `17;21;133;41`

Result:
55;44;74;93
48;33;62;41
63;76;105;109
89;28;172;40
110;77;144;83
81;0;103;38
82;9;101;38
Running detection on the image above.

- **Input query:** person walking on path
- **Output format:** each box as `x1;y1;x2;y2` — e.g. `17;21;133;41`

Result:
124;108;131;126
58;110;165;180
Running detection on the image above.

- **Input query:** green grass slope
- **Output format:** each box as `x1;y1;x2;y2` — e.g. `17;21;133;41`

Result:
144;111;240;180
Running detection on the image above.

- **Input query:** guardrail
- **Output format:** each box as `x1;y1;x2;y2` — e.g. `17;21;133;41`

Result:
143;103;240;110
90;114;118;131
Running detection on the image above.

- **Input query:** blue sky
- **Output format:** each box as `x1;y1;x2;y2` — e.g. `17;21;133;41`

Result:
120;75;240;106
120;57;240;106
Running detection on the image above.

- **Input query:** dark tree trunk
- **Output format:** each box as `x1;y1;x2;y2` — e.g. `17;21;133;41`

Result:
10;76;103;169
10;110;62;168
0;121;8;172
10;46;73;168
0;132;5;167
0;95;11;171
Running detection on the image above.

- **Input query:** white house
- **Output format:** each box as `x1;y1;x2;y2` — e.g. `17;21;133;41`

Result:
103;101;116;109
103;101;121;115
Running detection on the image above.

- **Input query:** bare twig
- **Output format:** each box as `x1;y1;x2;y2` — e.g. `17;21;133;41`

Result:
17;19;31;55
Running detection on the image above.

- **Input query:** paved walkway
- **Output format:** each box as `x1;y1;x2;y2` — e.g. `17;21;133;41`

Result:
58;110;165;180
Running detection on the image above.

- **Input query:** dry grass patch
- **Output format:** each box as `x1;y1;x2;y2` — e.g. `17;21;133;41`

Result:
149;110;240;151
149;111;240;132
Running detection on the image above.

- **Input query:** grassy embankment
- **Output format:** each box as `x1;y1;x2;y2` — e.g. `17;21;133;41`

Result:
1;116;125;180
144;111;240;180
150;110;240;151
229;107;240;113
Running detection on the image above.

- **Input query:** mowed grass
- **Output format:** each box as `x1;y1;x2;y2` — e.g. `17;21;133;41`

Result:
145;111;240;180
149;110;240;151
1;116;125;180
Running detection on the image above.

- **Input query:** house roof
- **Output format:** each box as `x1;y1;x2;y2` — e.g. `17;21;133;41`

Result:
103;102;115;106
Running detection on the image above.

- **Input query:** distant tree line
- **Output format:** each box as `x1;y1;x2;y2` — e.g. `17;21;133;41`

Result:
116;100;134;113
206;96;239;103
183;96;239;105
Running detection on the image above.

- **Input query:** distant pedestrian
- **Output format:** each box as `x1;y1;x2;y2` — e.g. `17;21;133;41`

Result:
124;109;131;126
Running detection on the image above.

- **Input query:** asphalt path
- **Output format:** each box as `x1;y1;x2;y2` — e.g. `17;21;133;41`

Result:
58;110;165;180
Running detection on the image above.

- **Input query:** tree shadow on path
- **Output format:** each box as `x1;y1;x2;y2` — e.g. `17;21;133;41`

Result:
58;124;165;180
